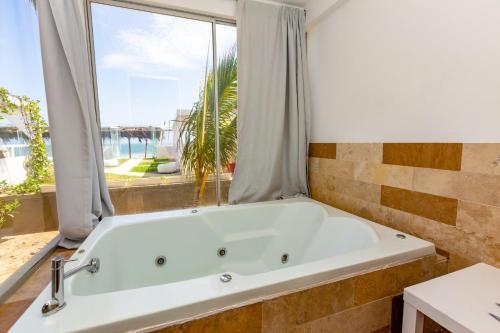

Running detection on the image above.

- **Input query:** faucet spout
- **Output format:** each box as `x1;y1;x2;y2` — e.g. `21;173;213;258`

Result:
41;256;100;316
64;257;100;278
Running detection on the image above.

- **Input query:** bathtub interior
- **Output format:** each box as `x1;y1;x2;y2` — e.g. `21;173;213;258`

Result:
70;202;379;296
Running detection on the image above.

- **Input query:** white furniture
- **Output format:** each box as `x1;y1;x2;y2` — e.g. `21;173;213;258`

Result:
157;162;179;174
403;263;500;333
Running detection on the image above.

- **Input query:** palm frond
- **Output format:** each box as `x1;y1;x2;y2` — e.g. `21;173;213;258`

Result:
178;46;237;197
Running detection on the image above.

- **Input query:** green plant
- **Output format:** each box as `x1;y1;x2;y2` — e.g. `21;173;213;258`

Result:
0;87;50;193
0;198;20;228
178;47;237;200
129;158;173;173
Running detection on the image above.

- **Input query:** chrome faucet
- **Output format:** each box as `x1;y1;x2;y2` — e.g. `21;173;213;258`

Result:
41;256;100;316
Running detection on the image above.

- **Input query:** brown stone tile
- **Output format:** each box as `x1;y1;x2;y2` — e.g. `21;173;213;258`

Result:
456;201;500;243
0;298;34;333
294;297;392;333
372;326;391;333
262;279;354;332
447;253;478;272
381;186;458;225
354;162;414;190
413;168;500;207
423;316;451;333
336;144;383;163
353;259;426;305
309;143;336;159
383;143;462;171
154;303;262;333
461;143;500;176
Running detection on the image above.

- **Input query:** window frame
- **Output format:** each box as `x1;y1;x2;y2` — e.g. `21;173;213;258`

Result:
85;0;236;206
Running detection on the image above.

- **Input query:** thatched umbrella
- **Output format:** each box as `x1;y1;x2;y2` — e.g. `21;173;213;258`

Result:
118;127;161;159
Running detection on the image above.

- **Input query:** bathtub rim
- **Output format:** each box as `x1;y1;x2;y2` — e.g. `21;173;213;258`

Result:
8;197;435;333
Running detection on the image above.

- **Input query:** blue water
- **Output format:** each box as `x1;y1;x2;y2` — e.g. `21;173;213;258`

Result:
7;142;159;159
116;143;157;158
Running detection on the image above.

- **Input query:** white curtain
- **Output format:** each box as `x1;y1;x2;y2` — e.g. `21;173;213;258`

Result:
37;0;114;248
229;0;311;204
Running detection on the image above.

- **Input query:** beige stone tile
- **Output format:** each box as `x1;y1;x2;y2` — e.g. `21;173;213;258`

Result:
261;279;354;332
413;168;500;207
461;143;500;175
456;201;500;243
377;205;414;233
294;297;391;333
308;157;320;173
354;162;414;190
315;157;355;179
332;177;381;204
354;258;425;305
336;144;383;163
409;215;500;269
322;192;413;233
155;303;262;333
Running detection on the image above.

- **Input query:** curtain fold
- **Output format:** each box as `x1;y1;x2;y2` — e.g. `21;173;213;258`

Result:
229;0;310;204
37;0;114;248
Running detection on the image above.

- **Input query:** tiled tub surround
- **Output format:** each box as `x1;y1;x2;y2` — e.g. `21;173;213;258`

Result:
309;143;500;271
10;198;436;333
152;255;447;333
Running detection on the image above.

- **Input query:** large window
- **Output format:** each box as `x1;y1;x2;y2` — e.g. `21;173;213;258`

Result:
0;0;59;287
90;2;237;211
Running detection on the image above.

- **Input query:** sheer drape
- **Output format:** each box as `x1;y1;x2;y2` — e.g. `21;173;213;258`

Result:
37;0;113;248
229;0;311;203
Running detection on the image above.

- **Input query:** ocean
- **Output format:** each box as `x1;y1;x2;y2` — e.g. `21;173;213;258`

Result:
4;142;159;159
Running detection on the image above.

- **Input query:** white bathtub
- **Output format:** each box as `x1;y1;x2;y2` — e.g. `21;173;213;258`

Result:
10;198;434;333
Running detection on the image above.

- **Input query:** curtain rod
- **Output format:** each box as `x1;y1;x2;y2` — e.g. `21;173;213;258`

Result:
235;0;305;11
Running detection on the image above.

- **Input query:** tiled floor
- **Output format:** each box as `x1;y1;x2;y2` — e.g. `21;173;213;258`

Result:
0;247;74;333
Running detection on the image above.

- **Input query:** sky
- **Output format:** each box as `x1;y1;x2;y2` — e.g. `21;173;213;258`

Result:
0;0;236;128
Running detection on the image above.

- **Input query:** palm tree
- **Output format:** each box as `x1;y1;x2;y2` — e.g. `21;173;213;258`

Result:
178;47;237;202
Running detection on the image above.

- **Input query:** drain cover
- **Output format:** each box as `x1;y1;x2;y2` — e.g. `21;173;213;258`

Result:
220;273;232;283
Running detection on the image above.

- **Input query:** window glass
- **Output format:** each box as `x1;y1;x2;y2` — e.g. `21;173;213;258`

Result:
91;3;225;211
0;0;58;286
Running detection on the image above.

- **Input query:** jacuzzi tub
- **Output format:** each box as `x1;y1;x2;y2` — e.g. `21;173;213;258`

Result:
10;198;434;333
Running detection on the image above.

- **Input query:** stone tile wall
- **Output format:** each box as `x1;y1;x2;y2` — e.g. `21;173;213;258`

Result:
151;255;446;333
309;143;500;271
